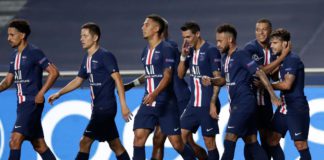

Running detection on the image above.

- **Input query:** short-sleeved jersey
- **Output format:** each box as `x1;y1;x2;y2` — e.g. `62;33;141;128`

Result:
184;42;221;107
244;39;275;106
165;39;190;102
141;41;175;106
8;44;50;104
221;48;259;105
277;52;309;114
78;48;119;111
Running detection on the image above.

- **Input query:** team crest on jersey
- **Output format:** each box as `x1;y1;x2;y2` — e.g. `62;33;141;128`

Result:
252;54;263;61
154;53;160;60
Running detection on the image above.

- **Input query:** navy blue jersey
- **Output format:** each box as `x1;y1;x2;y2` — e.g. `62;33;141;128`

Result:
78;48;119;110
244;39;274;106
8;44;50;104
221;48;259;105
184;42;221;107
165;39;190;102
277;52;308;114
141;41;175;106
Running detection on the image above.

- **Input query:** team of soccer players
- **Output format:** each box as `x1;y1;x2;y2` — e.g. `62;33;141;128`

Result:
0;15;312;160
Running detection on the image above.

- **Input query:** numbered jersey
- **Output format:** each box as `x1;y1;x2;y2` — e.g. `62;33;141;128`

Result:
221;48;259;105
78;48;119;111
141;41;175;105
9;44;50;104
184;42;221;107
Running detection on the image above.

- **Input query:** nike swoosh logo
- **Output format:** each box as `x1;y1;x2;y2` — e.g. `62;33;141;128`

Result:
227;126;235;129
14;126;21;129
174;128;179;131
295;132;302;136
206;128;213;132
85;130;92;133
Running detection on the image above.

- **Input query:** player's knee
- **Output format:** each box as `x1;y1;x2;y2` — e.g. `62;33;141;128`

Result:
203;136;216;150
294;141;308;150
153;134;165;147
133;133;146;146
225;133;238;142
33;144;48;154
243;134;257;144
267;133;281;146
9;136;23;149
108;139;124;152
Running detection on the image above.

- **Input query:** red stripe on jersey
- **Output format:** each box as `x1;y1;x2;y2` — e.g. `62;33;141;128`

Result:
194;79;200;107
265;48;269;65
147;49;154;65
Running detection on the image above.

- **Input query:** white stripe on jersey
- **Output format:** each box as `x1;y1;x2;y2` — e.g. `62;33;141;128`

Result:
14;53;25;104
145;49;156;107
192;50;202;107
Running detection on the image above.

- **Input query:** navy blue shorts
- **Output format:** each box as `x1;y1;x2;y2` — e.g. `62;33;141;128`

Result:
177;98;190;116
84;108;119;142
272;107;310;141
133;99;181;136
256;103;273;129
13;101;44;140
226;102;257;137
180;106;219;137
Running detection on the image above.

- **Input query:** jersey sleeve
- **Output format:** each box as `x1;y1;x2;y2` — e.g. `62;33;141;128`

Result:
239;50;259;75
34;49;50;70
162;46;175;70
77;55;88;79
208;47;221;72
283;57;298;76
103;52;119;75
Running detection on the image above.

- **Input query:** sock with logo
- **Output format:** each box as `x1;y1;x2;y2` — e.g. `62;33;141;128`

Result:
40;148;56;160
298;148;311;160
221;140;236;160
133;146;145;160
75;152;89;160
9;149;21;160
178;144;196;160
269;144;285;160
116;150;130;160
208;148;219;160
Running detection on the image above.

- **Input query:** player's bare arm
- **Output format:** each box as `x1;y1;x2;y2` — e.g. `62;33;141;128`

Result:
143;68;172;105
272;73;295;91
256;69;281;106
210;71;221;119
0;73;14;92
111;72;133;122
48;76;84;105
124;74;145;92
35;63;59;104
177;40;190;79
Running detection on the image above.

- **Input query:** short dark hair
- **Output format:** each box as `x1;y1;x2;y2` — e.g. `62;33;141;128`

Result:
270;28;290;41
180;21;200;34
257;18;272;29
161;17;169;39
147;14;165;36
81;22;101;42
216;24;237;40
8;19;31;40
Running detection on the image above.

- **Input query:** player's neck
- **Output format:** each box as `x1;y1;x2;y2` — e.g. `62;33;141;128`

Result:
228;44;237;56
194;38;205;50
87;44;99;56
17;40;27;53
258;41;270;49
148;36;162;50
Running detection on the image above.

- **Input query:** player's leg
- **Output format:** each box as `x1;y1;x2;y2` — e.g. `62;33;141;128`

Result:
8;132;24;160
221;133;238;160
151;125;167;160
267;131;284;160
167;134;195;160
108;138;130;160
75;136;94;160
243;134;267;160
187;134;208;160
31;138;56;160
133;128;151;160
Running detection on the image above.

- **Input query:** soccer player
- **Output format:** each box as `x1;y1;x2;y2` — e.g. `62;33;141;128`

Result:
0;19;59;160
125;18;205;160
132;14;195;160
203;24;281;160
244;19;290;159
178;21;221;160
267;28;311;160
48;22;132;160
